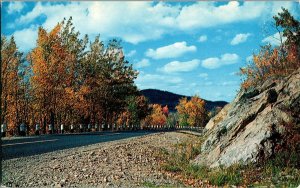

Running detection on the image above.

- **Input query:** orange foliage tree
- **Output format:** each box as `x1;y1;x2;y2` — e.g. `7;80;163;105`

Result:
240;8;299;89
1;35;28;134
176;96;208;127
142;104;167;128
1;17;140;134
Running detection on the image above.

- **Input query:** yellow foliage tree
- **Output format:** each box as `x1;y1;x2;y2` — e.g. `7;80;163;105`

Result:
176;96;208;127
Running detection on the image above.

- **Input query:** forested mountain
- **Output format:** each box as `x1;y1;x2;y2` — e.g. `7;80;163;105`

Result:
140;89;228;112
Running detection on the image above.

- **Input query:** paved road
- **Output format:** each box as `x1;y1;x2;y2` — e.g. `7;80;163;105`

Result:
1;131;157;160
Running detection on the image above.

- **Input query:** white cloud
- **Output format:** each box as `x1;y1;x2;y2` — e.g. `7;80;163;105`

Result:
160;59;200;73
7;2;25;14
126;50;136;57
176;1;266;30
202;53;239;69
230;33;251;45
262;32;287;46
198;73;209;80
10;1;297;52
135;59;150;68
12;26;38;52
246;55;253;62
136;73;182;85
146;41;196;59
198;35;207;42
199;73;208;77
229;72;237;76
16;2;180;44
219;81;239;86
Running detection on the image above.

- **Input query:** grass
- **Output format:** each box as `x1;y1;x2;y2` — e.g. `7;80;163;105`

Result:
160;138;300;187
141;181;181;188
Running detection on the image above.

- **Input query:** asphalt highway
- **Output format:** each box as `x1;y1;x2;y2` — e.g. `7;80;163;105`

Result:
1;131;156;160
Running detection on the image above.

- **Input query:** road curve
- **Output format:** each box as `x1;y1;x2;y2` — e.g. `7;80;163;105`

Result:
2;131;156;160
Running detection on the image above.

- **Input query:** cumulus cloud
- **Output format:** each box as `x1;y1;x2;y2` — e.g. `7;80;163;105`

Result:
246;55;253;62
199;73;208;77
198;73;209;80
9;1;297;52
126;50;136;57
7;2;25;14
230;33;251;45
12;26;38;52
198;35;207;42
176;1;266;30
15;2;180;44
136;73;182;85
262;32;287;46
229;72;237;76
202;53;239;69
146;41;196;59
160;59;200;73
219;81;239;86
135;59;150;68
13;2;296;44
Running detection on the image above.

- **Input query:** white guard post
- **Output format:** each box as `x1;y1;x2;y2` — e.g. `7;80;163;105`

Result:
61;124;64;134
70;124;74;133
48;124;52;134
20;123;26;136
35;124;40;135
1;124;7;137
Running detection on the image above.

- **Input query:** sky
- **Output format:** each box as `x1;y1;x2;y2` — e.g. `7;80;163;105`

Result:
1;1;299;102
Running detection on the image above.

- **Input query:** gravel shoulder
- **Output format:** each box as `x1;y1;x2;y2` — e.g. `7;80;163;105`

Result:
2;132;199;187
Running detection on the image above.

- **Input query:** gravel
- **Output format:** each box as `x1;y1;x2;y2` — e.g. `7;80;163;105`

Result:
2;132;197;187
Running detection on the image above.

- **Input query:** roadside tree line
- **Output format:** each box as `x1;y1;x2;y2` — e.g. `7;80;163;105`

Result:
1;17;142;135
1;17;212;136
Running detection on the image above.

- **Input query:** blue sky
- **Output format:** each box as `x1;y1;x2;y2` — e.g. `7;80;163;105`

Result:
2;1;299;102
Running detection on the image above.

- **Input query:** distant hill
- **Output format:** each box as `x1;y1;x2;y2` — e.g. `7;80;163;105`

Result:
140;89;228;112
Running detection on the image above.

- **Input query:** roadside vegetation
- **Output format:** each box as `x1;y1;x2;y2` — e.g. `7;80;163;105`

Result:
161;8;300;187
240;8;300;89
161;135;300;187
1;18;211;136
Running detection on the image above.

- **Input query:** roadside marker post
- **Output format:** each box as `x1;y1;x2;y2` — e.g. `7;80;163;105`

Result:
35;124;40;135
70;124;74;133
20;123;26;136
1;123;7;137
88;124;91;132
80;124;83;132
61;124;64;134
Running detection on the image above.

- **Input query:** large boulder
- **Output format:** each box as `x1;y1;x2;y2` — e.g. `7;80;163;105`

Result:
193;69;300;168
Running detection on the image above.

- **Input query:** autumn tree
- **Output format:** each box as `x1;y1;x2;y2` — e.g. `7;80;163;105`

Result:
176;96;208;127
176;97;189;127
2;16;140;134
58;17;89;127
82;37;138;130
166;112;178;129
241;8;299;89
162;105;169;117
117;95;149;130
149;104;167;128
1;35;25;134
28;24;73;132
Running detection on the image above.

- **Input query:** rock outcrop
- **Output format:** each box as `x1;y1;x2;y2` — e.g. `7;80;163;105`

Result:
194;69;300;168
